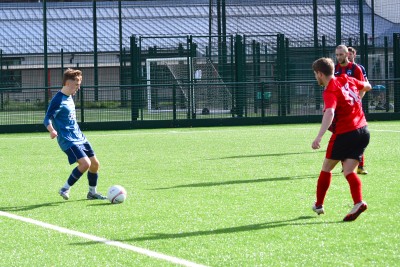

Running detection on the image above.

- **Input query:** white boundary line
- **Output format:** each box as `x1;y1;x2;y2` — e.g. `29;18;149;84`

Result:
369;129;400;133
0;126;398;140
0;211;208;267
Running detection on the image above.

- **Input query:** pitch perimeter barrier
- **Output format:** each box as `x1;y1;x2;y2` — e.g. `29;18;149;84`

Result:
0;79;399;133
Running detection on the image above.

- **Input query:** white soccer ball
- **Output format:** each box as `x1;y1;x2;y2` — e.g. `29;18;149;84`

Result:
107;185;127;204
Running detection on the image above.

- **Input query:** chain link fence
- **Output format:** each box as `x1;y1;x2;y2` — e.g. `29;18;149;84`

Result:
0;0;399;130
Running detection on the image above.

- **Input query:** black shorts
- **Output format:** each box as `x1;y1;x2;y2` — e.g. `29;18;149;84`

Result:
326;126;370;162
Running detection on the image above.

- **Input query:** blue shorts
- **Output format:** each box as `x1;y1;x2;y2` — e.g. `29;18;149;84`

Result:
64;143;95;165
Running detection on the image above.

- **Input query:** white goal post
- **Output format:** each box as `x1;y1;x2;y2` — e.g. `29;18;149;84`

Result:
145;57;231;113
146;57;190;111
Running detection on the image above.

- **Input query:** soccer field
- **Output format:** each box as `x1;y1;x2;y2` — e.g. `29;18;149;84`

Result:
0;122;399;266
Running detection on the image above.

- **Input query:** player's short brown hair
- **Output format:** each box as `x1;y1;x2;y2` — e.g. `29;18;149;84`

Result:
348;46;357;53
62;68;82;86
312;57;334;76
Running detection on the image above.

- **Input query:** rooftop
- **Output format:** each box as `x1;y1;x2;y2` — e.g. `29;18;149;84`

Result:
0;0;398;54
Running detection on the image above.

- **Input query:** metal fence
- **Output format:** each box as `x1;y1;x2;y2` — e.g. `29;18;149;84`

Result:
0;0;399;131
0;78;397;127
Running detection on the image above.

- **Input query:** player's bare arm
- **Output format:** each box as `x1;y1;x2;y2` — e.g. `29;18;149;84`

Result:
359;81;372;98
312;108;335;150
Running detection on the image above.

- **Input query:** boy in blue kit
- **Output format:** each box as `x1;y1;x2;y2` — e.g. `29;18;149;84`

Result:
44;68;106;200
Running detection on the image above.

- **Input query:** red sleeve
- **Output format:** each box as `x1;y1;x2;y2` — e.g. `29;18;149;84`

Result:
348;77;365;92
323;90;337;110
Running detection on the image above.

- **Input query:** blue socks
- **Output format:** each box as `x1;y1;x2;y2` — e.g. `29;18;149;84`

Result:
67;167;84;187
87;171;98;187
63;169;99;194
87;172;99;194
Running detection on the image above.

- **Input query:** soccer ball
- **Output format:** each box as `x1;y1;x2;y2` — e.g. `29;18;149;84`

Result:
107;185;127;204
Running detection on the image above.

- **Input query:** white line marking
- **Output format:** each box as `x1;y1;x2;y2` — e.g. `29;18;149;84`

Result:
369;129;400;133
0;211;208;267
0;126;398;140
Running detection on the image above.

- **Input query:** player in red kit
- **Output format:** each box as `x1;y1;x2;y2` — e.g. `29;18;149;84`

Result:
311;57;372;221
335;45;368;174
334;45;365;81
347;46;368;82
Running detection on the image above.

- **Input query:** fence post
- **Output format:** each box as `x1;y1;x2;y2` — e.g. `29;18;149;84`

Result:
230;35;235;117
314;37;321;111
285;37;290;115
322;35;327;57
384;37;389;112
313;0;318;51
60;48;64;78
362;33;369;113
80;85;85;123
348;37;352;47
260;82;265;118
118;0;128;108
93;0;99;102
130;35;140;121
173;84;177;121
252;40;257;113
187;35;197;119
359;0;364;61
277;33;286;116
43;0;49;111
394;33;400;113
242;35;248;117
234;34;245;117
335;0;341;46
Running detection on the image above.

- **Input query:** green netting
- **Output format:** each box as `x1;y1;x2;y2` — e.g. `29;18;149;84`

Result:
0;0;399;126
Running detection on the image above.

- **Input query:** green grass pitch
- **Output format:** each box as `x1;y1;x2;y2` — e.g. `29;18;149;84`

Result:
0;121;399;266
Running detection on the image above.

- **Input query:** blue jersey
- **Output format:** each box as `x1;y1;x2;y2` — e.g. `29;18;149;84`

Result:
44;91;88;151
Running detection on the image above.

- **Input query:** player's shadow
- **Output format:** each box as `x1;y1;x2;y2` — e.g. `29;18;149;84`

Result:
69;216;344;246
86;202;111;207
210;150;325;160
152;174;322;190
126;216;344;242
0;200;72;212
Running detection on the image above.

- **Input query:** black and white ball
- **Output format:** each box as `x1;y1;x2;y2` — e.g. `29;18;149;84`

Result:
107;185;127;204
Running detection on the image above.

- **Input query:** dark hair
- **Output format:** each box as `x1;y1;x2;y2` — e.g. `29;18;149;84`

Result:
312;57;334;76
62;68;82;86
348;46;357;53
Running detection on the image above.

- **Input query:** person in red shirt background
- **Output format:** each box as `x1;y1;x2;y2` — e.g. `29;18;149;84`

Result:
311;57;372;221
335;44;365;81
335;44;368;175
347;46;368;82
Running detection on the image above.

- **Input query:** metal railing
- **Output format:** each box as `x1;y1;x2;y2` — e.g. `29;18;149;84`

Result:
0;79;397;128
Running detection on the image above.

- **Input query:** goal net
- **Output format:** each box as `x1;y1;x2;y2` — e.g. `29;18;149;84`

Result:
146;57;232;114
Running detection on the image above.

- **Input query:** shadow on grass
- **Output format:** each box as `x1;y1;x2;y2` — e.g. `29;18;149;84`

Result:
0;199;87;211
128;216;345;242
69;216;344;246
152;174;320;190
210;150;326;160
86;202;112;207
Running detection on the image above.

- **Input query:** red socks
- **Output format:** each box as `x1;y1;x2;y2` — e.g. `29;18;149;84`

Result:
316;171;332;206
359;155;365;167
345;172;363;204
316;171;363;206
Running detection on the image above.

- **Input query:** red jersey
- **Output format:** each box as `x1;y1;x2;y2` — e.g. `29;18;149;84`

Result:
323;74;367;134
334;62;365;81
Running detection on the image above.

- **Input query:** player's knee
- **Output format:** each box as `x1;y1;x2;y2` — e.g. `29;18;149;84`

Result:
90;158;100;172
78;158;91;172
